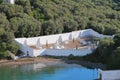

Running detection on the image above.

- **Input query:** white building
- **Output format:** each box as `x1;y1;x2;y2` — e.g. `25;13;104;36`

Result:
5;0;15;4
99;69;120;80
15;29;114;57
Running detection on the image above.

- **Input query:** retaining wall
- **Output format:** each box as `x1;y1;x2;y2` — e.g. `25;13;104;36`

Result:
40;49;92;56
99;70;120;80
15;29;114;57
15;29;114;46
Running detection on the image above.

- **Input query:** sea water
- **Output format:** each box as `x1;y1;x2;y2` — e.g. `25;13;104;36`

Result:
0;63;98;80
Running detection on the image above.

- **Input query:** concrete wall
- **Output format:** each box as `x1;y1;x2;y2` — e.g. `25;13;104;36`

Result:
15;29;114;46
15;31;80;46
40;49;92;56
99;70;120;80
22;31;81;46
5;0;15;4
15;39;93;57
15;29;114;57
16;42;93;57
33;49;41;57
15;41;34;57
10;0;15;4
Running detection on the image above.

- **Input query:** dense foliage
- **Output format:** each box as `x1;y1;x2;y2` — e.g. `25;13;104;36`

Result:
0;0;120;37
0;13;18;58
83;35;120;69
0;0;120;66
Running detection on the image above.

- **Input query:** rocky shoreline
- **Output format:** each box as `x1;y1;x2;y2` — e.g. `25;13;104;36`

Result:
64;60;106;70
0;57;106;70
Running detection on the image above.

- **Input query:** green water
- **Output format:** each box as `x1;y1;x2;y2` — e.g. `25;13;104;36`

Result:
0;63;98;80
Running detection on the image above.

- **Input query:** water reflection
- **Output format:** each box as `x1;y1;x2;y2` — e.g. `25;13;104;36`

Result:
0;63;98;80
21;63;47;72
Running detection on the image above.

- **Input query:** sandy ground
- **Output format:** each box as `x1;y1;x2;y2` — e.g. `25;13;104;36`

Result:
0;57;106;70
0;57;62;67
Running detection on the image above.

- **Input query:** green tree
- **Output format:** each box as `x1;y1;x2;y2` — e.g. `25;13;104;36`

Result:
10;13;41;37
92;38;114;63
0;13;10;31
42;20;56;35
64;20;78;32
0;27;19;58
0;4;23;19
16;0;32;16
0;0;3;4
114;33;120;47
108;47;120;69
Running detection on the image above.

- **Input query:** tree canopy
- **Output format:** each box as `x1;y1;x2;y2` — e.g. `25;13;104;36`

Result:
0;0;120;61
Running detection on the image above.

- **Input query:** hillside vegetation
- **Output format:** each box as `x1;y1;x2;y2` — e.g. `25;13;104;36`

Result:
0;0;120;67
0;0;120;37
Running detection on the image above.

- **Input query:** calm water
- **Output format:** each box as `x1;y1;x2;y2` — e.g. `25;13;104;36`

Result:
0;63;98;80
